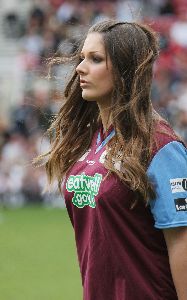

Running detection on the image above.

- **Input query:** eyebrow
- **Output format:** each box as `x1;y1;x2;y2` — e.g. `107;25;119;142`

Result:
80;51;104;55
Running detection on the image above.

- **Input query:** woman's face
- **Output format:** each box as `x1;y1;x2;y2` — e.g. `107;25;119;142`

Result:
76;32;114;105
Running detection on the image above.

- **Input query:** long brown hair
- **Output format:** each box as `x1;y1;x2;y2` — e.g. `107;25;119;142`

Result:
35;19;175;204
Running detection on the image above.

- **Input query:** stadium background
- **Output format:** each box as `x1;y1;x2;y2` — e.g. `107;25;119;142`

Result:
0;0;187;299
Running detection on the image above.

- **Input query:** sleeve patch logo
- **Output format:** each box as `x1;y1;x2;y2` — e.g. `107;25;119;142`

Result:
170;178;187;193
66;173;102;208
174;198;187;212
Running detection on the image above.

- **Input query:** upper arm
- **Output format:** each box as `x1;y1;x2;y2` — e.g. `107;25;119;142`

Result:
163;227;187;300
147;141;187;229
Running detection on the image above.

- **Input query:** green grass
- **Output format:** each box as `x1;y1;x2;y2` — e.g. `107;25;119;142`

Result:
0;206;82;300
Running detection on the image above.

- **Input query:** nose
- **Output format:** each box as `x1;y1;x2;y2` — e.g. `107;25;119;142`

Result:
76;59;88;75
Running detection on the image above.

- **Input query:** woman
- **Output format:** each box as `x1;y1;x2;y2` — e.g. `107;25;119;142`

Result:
39;20;187;299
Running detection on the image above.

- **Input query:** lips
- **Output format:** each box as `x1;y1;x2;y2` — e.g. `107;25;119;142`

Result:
80;79;90;88
80;79;89;84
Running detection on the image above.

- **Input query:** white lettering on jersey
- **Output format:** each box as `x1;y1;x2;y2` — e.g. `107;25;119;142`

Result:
170;178;187;193
86;160;95;166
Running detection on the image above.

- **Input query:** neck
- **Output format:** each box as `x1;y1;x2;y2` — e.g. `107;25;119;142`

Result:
97;103;112;131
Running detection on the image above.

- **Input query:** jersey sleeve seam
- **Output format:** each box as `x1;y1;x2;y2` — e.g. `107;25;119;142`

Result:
148;140;185;168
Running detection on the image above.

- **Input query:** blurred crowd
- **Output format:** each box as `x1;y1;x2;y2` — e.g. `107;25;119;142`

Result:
0;0;187;207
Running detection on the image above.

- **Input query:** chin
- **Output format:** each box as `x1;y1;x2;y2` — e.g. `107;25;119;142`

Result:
82;93;96;102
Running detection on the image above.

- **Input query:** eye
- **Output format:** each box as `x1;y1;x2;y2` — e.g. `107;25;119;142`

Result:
91;55;103;63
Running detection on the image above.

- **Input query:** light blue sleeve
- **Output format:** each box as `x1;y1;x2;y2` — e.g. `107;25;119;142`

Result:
147;141;187;229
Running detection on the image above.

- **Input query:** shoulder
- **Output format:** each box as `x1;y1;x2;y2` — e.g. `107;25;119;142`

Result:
151;120;185;159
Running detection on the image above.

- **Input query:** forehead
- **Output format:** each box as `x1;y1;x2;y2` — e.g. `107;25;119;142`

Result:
81;32;105;53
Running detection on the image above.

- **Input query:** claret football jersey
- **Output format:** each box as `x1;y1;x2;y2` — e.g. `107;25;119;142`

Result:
63;121;187;300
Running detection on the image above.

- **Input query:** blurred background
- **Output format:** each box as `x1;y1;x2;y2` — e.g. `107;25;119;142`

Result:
0;0;187;299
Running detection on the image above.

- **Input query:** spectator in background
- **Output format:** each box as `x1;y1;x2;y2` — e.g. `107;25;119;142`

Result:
170;8;187;47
